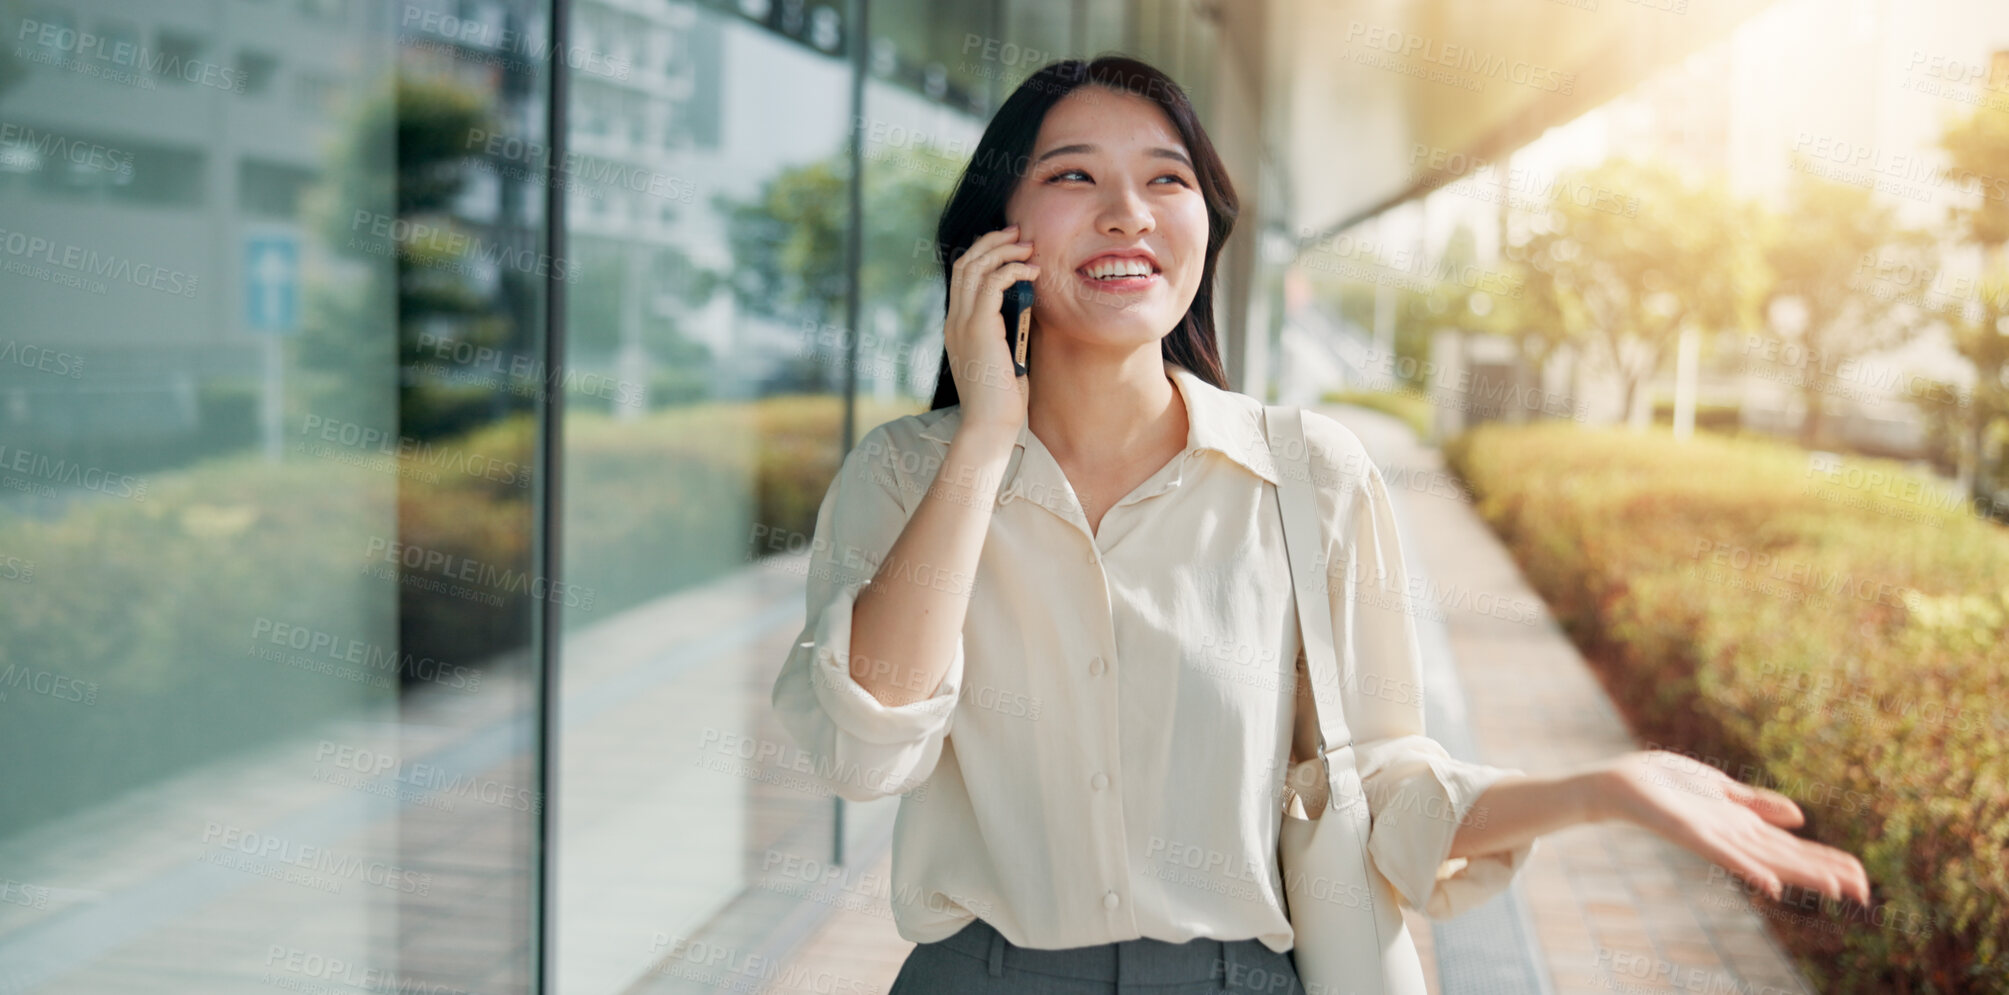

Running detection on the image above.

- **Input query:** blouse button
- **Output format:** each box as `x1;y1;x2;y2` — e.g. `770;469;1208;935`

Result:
1102;890;1121;910
1090;772;1109;791
1088;656;1106;676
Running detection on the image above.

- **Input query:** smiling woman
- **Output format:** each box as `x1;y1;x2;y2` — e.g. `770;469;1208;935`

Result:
769;52;1870;995
927;56;1241;413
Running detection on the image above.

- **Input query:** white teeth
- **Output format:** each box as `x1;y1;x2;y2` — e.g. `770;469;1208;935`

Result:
1084;258;1154;280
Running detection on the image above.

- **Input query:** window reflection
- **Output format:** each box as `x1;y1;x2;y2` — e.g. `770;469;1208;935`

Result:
0;0;548;990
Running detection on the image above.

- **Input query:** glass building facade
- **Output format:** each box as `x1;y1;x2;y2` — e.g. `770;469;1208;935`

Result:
0;2;1248;992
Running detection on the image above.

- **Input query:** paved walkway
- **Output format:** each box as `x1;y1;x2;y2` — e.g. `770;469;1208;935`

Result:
1318;405;1815;995
769;404;1815;995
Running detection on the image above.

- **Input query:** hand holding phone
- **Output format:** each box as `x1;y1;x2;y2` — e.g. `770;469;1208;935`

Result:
942;224;1037;439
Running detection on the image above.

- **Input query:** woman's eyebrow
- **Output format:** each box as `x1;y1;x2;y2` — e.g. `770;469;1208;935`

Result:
1032;143;1194;170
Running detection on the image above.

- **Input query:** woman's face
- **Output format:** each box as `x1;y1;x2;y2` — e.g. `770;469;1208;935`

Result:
1003;85;1209;354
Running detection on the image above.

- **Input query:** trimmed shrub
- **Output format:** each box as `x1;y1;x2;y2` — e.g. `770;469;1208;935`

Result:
1445;422;2007;993
3;391;913;837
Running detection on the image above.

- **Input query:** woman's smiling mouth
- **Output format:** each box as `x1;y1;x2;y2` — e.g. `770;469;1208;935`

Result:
1075;254;1161;293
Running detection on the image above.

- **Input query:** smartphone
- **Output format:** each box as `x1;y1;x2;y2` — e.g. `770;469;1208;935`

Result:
1001;279;1034;377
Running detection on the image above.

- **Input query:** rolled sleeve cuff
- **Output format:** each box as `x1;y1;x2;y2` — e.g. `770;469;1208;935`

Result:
1363;745;1537;921
805;579;963;745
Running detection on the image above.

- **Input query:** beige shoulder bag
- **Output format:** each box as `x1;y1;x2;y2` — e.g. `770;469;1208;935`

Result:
1262;404;1430;995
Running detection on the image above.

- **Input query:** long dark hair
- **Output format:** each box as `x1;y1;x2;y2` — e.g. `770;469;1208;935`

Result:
926;55;1240;411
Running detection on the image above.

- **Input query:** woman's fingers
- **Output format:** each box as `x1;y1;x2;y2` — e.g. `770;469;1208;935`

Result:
1744;825;1835;900
1739;822;1871;906
1682;821;1785;900
950;229;1032;317
1797;836;1871;905
1622;753;1871;907
1721;778;1805;828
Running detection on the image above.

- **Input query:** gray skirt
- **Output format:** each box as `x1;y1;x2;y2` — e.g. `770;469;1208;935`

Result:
889;917;1305;994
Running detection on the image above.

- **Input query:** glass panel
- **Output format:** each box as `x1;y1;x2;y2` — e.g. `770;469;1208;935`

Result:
1079;0;1128;56
550;2;880;992
867;0;997;114
0;0;550;991
999;0;1075;77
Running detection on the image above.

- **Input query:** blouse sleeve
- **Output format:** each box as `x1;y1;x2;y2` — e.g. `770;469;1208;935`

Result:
769;423;965;803
1304;412;1537;921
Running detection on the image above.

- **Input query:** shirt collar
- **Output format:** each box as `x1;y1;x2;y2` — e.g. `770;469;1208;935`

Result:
914;357;1281;504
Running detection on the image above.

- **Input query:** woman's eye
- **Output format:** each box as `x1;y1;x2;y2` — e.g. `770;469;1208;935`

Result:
1047;169;1190;186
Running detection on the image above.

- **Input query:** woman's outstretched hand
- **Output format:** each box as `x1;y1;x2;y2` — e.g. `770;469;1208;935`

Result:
1590;750;1871;906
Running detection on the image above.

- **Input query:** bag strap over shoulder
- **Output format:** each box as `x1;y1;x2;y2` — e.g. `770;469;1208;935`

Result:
1262;404;1356;761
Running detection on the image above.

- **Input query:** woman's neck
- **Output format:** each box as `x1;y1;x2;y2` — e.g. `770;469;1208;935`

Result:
1024;343;1185;468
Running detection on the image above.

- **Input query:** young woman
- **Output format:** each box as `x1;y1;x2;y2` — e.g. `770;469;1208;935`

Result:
772;55;1870;994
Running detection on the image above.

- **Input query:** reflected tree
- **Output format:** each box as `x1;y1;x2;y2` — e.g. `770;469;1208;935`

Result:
714;139;961;395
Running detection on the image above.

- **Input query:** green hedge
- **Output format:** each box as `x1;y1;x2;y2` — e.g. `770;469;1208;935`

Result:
0;457;392;837
1652;398;1743;434
4;392;913;837
1444;423;2007;993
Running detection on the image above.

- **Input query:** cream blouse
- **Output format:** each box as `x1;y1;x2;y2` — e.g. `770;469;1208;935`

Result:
769;357;1536;953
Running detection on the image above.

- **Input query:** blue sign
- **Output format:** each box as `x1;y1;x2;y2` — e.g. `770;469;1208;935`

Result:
245;233;299;334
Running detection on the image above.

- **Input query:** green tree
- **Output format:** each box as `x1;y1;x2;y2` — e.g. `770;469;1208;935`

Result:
1944;267;2009;516
1760;167;1936;448
1941;106;2009;248
1523;158;1768;429
1937;106;2009;512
